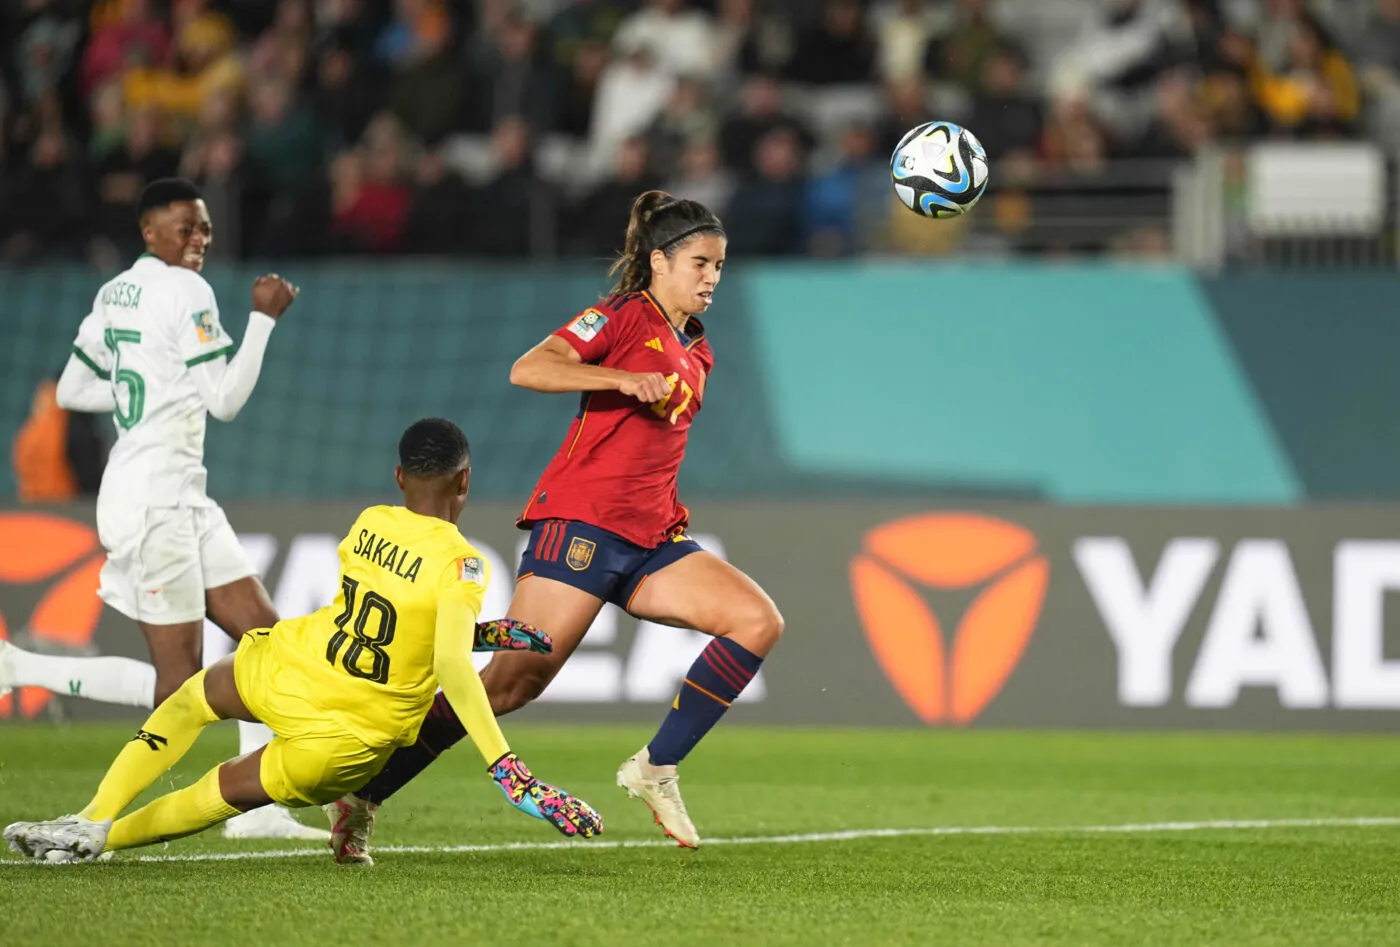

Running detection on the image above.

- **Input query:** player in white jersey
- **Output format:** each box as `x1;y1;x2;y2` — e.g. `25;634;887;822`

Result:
0;179;319;840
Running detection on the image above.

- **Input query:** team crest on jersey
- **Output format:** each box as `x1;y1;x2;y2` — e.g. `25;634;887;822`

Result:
567;309;608;342
460;556;484;582
566;537;596;571
191;310;218;344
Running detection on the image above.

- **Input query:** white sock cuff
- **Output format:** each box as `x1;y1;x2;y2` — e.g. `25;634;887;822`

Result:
9;648;156;709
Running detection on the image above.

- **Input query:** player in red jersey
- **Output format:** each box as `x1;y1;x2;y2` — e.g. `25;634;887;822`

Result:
325;191;783;858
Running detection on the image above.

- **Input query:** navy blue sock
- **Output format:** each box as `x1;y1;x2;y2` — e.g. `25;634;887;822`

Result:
647;638;764;766
357;692;465;803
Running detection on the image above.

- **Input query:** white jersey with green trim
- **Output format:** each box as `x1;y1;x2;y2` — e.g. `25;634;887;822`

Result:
77;254;238;509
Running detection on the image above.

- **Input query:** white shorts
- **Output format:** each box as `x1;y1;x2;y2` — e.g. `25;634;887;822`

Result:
96;504;255;625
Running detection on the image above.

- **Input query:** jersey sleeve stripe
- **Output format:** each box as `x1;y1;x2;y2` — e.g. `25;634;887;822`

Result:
71;346;110;380
185;345;236;368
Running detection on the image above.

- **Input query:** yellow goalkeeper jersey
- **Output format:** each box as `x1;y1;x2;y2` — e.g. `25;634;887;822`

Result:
263;504;490;747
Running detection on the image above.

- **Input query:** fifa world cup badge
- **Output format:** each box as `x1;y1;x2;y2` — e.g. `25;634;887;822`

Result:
460;557;484;582
568;309;608;342
191;310;219;344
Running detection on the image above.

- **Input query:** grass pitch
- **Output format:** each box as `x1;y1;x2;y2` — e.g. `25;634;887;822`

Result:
1;724;1397;946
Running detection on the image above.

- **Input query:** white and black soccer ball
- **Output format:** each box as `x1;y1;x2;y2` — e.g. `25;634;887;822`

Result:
890;122;989;219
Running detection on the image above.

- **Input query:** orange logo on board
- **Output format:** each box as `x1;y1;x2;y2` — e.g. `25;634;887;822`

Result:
850;513;1048;725
0;513;106;719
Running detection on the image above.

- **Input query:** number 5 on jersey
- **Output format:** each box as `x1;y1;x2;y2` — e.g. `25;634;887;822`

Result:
104;328;145;429
326;575;398;684
649;372;693;425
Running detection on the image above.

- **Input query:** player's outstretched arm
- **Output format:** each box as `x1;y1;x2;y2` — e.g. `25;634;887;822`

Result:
433;593;602;839
433;591;511;763
56;314;116;413
510;336;670;404
187;275;298;422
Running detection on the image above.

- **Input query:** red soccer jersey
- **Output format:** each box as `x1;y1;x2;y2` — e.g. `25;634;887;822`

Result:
518;290;714;548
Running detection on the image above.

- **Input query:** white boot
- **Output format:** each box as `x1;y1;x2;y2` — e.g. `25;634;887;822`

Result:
5;815;111;862
223;805;330;841
323;795;378;866
617;746;700;848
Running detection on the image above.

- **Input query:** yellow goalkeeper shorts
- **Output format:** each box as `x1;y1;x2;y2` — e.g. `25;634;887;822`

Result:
233;630;395;808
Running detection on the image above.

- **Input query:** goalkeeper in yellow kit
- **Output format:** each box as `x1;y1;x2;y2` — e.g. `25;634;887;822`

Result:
4;418;603;864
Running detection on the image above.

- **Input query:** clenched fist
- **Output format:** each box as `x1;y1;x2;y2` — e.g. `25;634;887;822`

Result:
619;371;673;405
252;274;300;319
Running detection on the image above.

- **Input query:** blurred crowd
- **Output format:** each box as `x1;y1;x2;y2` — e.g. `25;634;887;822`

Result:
2;0;1397;264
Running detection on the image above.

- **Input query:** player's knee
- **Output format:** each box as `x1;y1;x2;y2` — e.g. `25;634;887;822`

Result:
753;601;785;650
722;598;784;654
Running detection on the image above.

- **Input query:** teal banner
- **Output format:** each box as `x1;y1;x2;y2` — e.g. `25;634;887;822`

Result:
3;263;1396;503
744;263;1300;503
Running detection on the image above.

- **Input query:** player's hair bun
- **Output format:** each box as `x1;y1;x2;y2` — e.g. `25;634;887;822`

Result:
636;190;675;225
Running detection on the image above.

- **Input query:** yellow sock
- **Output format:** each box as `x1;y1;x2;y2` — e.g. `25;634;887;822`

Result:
79;669;220;822
106;766;240;851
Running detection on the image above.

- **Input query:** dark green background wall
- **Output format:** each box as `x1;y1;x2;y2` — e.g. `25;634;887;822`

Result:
3;263;1396;504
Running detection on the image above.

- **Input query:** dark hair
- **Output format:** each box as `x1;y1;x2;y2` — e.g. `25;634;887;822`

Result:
137;178;203;222
609;190;725;294
399;418;470;477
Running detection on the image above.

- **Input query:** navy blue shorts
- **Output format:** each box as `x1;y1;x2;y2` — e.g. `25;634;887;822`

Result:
517;519;704;610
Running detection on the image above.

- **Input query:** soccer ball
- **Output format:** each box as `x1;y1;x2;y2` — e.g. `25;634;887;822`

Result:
890;122;989;219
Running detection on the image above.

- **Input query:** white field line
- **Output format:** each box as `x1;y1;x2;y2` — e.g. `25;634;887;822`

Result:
3;816;1399;866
